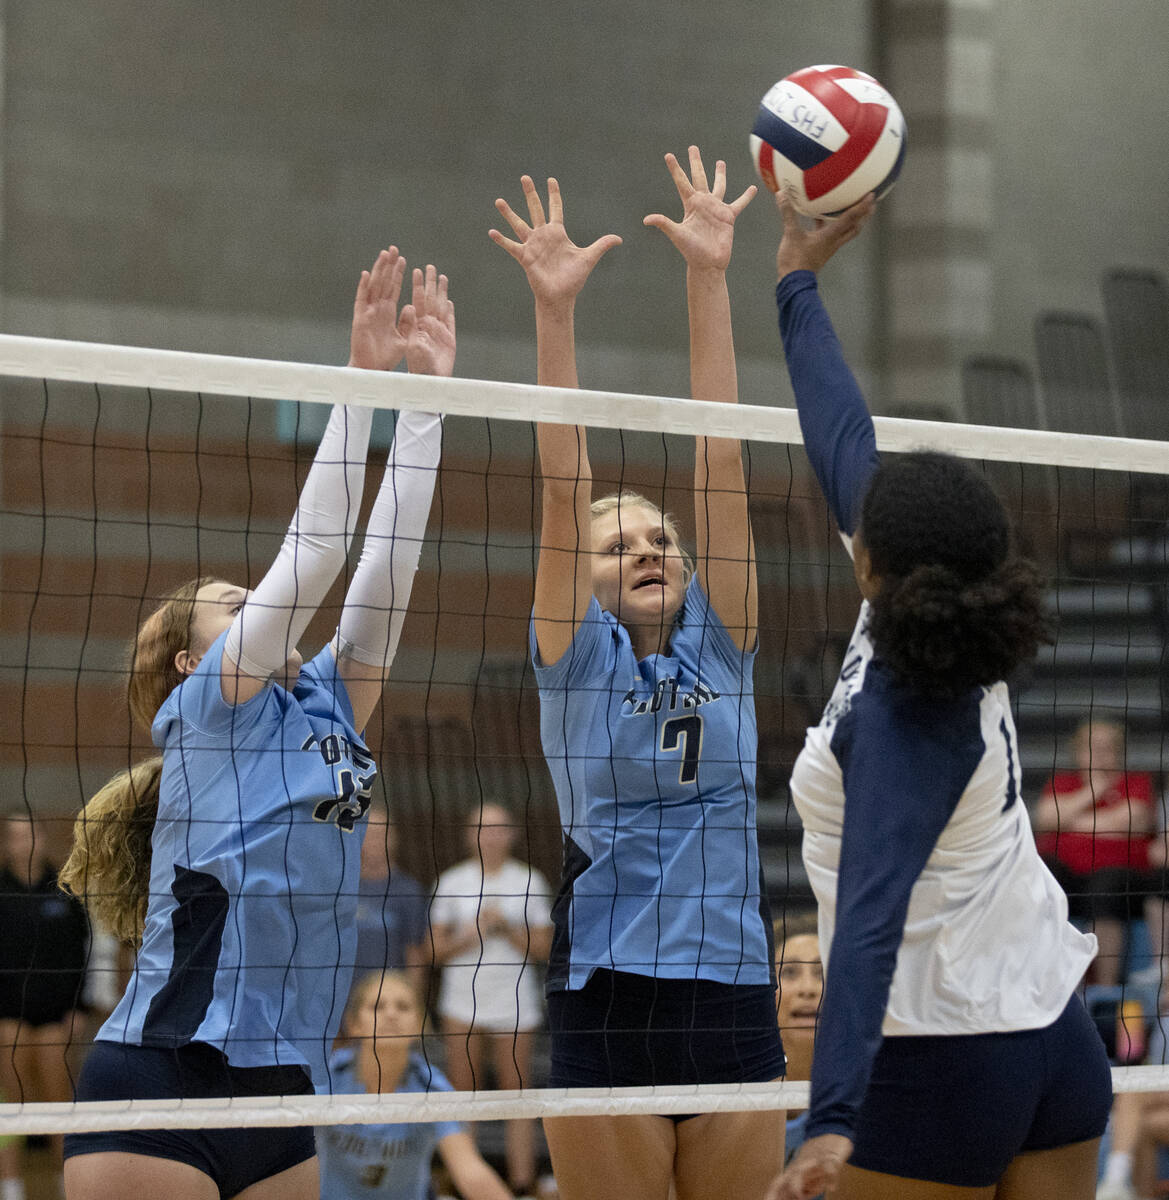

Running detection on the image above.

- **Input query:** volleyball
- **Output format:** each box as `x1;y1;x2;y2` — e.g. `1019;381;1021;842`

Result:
750;64;906;217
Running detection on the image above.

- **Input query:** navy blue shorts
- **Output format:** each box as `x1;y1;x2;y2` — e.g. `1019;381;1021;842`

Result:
64;1041;315;1198
849;995;1113;1187
547;968;785;1100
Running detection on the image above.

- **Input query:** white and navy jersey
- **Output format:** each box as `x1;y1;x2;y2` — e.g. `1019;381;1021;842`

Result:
317;1049;462;1200
532;576;773;991
777;271;1097;1141
793;607;1096;1136
98;629;374;1089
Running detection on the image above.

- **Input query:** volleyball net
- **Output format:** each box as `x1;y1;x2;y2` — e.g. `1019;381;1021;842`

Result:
1;332;1168;1135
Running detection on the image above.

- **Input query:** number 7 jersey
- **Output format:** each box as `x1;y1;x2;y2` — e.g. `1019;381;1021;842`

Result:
532;576;773;992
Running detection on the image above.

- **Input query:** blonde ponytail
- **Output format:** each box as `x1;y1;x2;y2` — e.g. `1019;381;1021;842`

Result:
61;577;220;943
59;756;162;945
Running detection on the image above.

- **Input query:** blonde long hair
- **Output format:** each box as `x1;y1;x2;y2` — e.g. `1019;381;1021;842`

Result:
60;577;217;944
59;756;162;944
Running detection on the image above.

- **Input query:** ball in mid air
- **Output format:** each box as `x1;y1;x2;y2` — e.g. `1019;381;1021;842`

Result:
750;65;907;217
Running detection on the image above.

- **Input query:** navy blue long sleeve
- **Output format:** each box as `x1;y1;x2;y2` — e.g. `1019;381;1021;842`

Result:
776;271;880;536
805;683;983;1140
776;269;987;1141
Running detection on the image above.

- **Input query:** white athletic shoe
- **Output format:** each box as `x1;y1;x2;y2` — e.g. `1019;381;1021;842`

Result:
1096;1181;1136;1200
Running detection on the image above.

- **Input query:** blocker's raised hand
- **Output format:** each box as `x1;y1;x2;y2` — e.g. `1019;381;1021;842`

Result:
349;245;410;371
489;175;622;308
644;145;756;271
401;264;456;378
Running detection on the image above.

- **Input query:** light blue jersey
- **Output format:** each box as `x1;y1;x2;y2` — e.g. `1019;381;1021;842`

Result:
317;1049;462;1200
98;630;375;1088
532;576;772;990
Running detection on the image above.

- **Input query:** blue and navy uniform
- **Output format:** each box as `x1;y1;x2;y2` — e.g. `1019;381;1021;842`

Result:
98;629;375;1089
778;271;1110;1184
317;1049;462;1200
532;577;772;990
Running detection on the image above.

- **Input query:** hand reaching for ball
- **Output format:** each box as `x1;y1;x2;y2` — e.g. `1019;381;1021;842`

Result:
775;192;876;280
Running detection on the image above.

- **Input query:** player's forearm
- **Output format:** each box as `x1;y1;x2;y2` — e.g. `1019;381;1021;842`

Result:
688;266;738;408
806;914;900;1140
689;267;746;478
535;300;580;390
333;410;442;671
777;272;879;537
227;404;372;679
538;424;591;502
456;1161;513;1200
442;1137;513;1200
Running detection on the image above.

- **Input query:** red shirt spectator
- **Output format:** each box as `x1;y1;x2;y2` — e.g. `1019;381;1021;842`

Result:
1036;770;1154;872
1034;719;1155;873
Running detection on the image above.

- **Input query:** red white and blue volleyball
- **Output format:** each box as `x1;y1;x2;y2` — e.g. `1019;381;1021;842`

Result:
750;65;907;217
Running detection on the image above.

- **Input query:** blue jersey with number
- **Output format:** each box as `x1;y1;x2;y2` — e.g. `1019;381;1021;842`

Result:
317;1049;462;1200
778;270;1096;1141
97;630;375;1089
532;577;772;991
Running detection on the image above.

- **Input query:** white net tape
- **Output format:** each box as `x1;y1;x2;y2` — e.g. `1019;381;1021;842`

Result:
2;332;1166;473
0;1070;1162;1134
0;1082;805;1135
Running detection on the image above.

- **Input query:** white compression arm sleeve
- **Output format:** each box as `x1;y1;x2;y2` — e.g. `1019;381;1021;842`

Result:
333;409;442;670
225;403;373;679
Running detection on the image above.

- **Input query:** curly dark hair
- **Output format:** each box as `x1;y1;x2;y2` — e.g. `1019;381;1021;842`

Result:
861;452;1051;699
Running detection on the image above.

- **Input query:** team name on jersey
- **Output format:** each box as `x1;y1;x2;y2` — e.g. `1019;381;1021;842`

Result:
300;731;375;771
620;677;720;717
301;732;376;831
321;1125;428;1161
821;644;866;726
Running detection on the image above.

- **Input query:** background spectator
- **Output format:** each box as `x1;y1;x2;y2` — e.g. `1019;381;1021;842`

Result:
430;802;552;1197
354;803;429;998
1034;718;1155;984
318;970;513;1200
0;813;89;1189
774;912;823;1174
0;1107;23;1200
1097;1091;1169;1200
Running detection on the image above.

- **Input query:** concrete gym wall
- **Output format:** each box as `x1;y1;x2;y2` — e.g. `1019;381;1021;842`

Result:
0;0;875;403
988;1;1169;364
